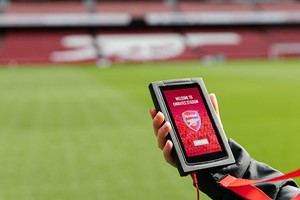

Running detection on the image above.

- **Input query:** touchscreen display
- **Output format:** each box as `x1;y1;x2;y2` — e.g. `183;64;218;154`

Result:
162;86;222;158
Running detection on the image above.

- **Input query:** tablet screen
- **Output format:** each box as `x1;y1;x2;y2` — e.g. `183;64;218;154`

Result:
161;84;226;163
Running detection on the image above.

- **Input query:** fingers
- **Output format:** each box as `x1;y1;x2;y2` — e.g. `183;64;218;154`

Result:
150;109;171;149
150;109;176;167
209;93;220;118
151;110;165;137
150;108;157;119
163;140;176;167
209;93;224;129
157;122;171;150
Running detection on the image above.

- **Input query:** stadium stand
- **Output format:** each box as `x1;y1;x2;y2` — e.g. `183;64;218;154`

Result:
6;1;86;13
266;27;300;59
266;27;300;43
0;0;300;65
0;28;94;64
181;27;271;59
256;2;300;11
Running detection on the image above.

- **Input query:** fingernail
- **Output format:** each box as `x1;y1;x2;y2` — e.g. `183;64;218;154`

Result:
153;112;159;120
163;121;170;130
154;111;161;120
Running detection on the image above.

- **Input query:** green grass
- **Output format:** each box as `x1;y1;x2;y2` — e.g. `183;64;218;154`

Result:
0;59;300;200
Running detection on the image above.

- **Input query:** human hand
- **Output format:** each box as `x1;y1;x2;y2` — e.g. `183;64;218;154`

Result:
150;93;221;167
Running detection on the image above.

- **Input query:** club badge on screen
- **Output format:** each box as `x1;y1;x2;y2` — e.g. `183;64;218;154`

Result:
182;110;201;132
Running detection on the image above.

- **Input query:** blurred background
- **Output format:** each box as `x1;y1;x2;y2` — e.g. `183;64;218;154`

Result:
0;0;300;200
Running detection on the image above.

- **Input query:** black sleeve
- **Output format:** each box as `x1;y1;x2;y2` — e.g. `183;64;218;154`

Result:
195;139;300;200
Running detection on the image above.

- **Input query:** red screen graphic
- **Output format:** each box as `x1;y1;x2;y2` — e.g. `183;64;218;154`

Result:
163;87;222;157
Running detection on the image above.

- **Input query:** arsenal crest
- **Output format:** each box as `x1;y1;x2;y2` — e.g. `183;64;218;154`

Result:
182;110;201;132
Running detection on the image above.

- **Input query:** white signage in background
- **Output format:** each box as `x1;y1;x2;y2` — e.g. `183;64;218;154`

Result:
50;33;241;63
51;35;97;62
185;33;240;47
97;34;184;60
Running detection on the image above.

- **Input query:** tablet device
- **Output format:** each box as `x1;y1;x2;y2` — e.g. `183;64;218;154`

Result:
149;78;235;176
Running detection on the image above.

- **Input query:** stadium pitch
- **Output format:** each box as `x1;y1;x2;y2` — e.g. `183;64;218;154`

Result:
0;59;299;200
